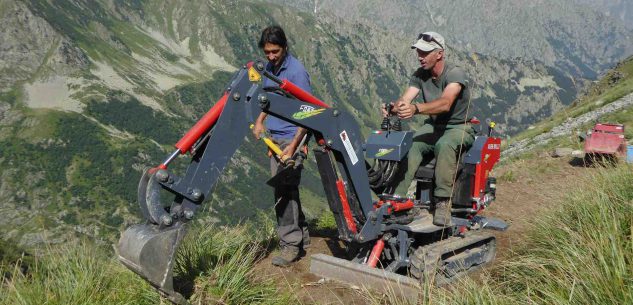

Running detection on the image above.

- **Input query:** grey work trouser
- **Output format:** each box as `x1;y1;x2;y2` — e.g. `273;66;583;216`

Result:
270;138;309;250
394;123;475;198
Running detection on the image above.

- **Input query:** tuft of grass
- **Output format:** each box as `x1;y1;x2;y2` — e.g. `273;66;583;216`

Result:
174;224;291;304
0;241;159;305
0;223;288;305
497;169;517;183
496;165;633;304
314;211;337;232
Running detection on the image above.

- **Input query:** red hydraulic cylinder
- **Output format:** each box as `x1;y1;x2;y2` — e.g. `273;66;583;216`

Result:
374;199;415;214
175;93;229;153
336;179;358;233
279;80;330;109
367;239;385;268
391;199;414;212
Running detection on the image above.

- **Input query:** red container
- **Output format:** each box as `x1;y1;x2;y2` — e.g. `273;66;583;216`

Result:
584;123;626;156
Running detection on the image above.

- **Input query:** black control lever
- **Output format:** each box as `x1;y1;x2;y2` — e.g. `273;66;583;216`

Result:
381;102;402;131
381;103;393;131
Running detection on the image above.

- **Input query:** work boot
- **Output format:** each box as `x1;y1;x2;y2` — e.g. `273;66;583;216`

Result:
433;198;452;226
271;246;300;267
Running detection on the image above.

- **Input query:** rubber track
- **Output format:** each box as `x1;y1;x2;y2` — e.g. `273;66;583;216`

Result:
409;230;496;284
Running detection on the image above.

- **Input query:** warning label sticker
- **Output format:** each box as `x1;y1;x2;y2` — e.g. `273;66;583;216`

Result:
340;130;359;165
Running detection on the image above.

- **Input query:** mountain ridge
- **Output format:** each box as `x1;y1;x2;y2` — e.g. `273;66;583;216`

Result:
0;0;624;247
264;0;633;79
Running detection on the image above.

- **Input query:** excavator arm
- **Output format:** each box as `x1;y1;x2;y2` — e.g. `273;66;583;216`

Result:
117;60;386;303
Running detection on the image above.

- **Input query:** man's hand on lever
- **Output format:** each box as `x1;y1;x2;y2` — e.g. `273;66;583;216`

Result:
381;102;398;117
252;111;268;140
281;144;297;162
283;127;307;161
395;100;417;119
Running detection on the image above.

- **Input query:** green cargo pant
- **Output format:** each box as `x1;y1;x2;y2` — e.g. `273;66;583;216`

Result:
394;123;475;198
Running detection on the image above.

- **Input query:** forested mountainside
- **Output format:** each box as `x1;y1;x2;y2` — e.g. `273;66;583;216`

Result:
0;0;617;246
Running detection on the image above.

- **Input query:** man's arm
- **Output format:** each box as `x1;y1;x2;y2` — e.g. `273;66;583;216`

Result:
252;112;268;140
282;69;312;157
396;83;462;119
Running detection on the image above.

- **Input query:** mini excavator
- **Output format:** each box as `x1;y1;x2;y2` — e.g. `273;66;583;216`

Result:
116;60;508;304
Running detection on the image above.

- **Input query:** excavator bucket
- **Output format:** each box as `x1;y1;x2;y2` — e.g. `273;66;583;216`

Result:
116;168;190;304
117;223;189;305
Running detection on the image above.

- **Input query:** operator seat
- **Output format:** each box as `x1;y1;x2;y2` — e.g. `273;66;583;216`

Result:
412;148;470;206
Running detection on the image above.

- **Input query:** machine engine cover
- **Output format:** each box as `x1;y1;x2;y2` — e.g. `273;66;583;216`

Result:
365;131;413;161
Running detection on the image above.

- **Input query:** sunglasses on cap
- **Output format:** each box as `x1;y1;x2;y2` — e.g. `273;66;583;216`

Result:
417;33;444;50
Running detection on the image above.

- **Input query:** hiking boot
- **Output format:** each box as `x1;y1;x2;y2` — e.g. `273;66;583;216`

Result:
433;199;452;226
271;246;300;267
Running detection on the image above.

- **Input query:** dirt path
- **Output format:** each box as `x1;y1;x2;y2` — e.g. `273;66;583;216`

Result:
252;154;596;304
485;155;591;260
253;236;372;305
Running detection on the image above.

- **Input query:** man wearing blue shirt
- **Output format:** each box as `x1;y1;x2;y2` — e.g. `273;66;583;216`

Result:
252;26;311;267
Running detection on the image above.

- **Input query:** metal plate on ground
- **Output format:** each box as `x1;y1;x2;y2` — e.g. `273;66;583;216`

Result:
310;254;420;302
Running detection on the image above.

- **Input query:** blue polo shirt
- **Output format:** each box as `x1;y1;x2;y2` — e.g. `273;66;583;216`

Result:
263;53;312;139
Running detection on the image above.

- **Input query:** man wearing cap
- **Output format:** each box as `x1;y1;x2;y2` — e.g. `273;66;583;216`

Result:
384;31;475;227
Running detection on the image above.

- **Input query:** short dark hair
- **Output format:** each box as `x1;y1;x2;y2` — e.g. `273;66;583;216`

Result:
258;26;288;49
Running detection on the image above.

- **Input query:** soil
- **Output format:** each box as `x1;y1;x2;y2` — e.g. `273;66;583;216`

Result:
251;154;597;304
253;236;373;305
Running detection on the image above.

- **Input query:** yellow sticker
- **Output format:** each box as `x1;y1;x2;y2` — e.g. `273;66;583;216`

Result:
248;66;261;82
375;148;395;158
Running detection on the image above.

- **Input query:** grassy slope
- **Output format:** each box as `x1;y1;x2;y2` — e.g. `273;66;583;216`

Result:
414;164;633;305
0;223;292;305
509;55;633;146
